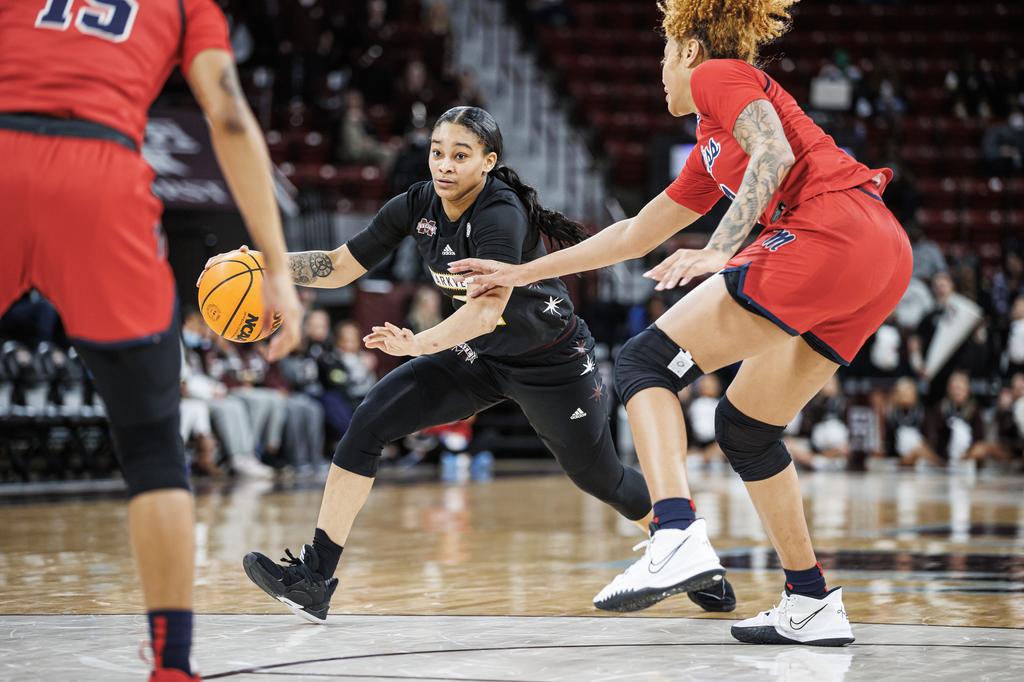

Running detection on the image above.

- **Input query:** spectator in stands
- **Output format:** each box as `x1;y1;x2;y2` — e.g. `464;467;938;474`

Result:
911;271;982;403
405;286;445;334
319;320;378;443
339;89;397;168
800;375;851;469
925;371;1005;466
1005;296;1024;377
908;225;947;282
995;373;1024;465
981;109;1024;176
883;377;941;467
422;0;454;81
393;58;447;135
179;392;220;477
303;309;333;360
180;311;269;478
685;374;724;466
220;342;289;467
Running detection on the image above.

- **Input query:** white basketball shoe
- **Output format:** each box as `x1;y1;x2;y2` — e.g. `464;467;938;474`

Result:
732;588;855;647
593;519;726;612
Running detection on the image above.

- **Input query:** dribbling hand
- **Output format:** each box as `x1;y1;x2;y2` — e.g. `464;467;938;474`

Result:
643;247;731;290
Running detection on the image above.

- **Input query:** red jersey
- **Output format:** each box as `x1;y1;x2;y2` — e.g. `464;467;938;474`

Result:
0;0;231;147
667;59;887;225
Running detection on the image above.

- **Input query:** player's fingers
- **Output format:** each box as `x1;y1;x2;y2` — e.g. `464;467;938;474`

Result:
467;282;498;298
384;322;403;335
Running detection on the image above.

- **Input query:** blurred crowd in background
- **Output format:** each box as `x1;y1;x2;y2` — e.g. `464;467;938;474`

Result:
2;0;1023;486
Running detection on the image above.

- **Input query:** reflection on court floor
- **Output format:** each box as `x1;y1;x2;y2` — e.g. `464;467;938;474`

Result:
1;468;1022;679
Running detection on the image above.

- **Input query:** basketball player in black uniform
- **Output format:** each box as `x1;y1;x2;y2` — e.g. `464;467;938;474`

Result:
217;107;733;620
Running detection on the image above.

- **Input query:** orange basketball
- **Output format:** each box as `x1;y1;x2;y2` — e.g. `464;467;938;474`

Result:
197;250;281;343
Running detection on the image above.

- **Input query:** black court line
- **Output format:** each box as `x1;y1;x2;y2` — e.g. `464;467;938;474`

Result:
203;642;1024;679
2;613;1022;631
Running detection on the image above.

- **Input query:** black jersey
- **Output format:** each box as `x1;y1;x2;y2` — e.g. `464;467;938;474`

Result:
346;177;575;357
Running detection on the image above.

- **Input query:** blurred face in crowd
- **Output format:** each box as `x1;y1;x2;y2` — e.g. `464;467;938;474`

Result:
931;271;954;304
947;372;970;405
1011;296;1024;321
304;310;330;344
697;374;721;399
892;378;918;408
429;121;496;206
1012;373;1024;399
662;38;706;117
336;322;362;354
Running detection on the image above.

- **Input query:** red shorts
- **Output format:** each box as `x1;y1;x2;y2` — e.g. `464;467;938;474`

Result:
722;184;912;365
0;129;175;345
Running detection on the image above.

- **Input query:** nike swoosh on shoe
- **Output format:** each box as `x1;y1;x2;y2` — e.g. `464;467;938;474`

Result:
647;537;689;574
789;604;829;630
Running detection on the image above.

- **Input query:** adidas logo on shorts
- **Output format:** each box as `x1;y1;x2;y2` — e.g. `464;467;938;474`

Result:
442;244;456;257
570;407;587;420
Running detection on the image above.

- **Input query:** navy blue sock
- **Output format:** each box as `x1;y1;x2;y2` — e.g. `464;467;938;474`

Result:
784;563;828;598
312;527;343;579
652;497;696;531
148;610;192;674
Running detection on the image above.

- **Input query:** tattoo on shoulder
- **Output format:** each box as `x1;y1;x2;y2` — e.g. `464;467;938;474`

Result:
289;251;334;285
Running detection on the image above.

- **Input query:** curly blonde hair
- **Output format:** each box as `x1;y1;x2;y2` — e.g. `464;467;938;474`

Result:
659;0;799;64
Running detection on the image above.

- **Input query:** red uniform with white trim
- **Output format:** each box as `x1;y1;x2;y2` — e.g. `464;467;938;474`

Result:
0;0;231;344
667;59;912;364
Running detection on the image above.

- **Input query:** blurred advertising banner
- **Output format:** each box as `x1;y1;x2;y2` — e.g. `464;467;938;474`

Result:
144;109;235;211
143;109;296;215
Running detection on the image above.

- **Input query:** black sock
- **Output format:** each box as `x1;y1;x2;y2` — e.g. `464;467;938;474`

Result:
784;562;828;598
148;610;192;674
312;527;343;579
651;497;697;531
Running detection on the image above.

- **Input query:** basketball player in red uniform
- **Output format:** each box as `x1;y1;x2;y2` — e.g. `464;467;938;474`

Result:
0;1;302;678
453;0;911;646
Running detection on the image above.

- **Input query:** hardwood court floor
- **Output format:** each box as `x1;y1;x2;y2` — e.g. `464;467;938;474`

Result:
1;467;1022;680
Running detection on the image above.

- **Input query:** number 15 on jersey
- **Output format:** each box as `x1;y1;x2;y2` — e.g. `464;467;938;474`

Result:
36;0;139;43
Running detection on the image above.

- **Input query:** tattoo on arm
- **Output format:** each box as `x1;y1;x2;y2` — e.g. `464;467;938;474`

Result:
707;99;795;254
289;251;335;285
216;66;247;134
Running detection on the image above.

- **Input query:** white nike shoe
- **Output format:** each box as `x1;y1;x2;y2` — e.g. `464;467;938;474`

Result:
731;588;854;647
593;519;726;612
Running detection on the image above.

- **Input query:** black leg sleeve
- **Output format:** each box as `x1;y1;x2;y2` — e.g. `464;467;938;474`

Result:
332;352;501;477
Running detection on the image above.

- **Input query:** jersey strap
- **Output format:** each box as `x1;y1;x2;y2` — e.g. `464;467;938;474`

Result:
0;113;137;152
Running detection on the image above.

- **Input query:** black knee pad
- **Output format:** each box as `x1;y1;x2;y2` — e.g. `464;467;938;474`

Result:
111;412;190;497
614;325;704;406
332;398;387;477
715;396;792;481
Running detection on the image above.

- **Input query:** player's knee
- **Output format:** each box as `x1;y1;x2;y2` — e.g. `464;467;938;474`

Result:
564;455;651;521
614;325;704;406
715;396;792;481
331;395;389;477
111;412;190;498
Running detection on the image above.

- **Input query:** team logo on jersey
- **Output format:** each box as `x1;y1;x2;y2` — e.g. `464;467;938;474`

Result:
700;137;722;174
416;218;438;236
762;229;797;252
466;222;472;238
442;244;456;257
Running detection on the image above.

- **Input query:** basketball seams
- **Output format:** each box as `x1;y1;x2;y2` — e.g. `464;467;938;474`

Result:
219;268;255;338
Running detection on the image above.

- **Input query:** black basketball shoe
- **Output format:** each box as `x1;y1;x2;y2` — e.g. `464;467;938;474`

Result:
688;576;737;612
243;545;338;624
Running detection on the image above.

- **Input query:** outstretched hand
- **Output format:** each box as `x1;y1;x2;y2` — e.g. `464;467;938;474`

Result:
643;247;731;290
448;258;525;298
363;322;422;357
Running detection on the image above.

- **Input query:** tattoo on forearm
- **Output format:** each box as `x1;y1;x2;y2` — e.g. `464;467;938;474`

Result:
289;251;334;285
217;66;247;134
708;100;794;254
